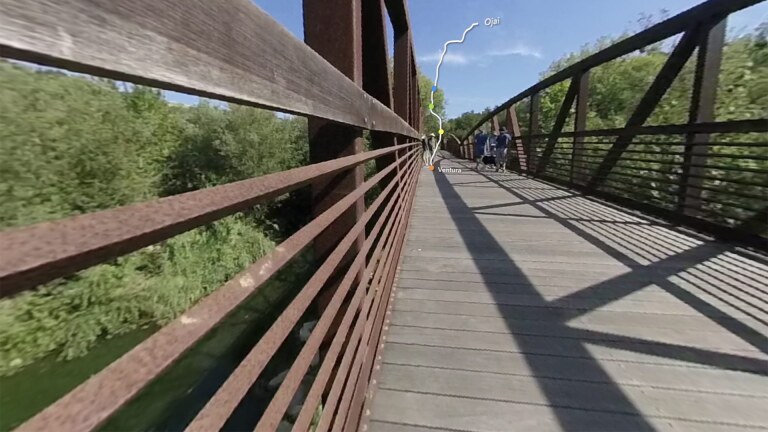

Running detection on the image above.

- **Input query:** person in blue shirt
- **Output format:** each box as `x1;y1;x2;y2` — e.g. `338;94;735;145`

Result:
474;130;489;171
495;126;512;173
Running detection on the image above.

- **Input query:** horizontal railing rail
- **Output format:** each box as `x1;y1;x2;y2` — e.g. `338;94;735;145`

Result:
1;0;423;430
12;146;421;432
0;0;419;137
461;0;761;137
0;143;416;298
453;0;767;248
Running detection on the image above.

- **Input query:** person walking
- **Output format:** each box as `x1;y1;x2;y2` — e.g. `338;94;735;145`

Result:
421;135;429;165
474;130;489;171
495;126;512;173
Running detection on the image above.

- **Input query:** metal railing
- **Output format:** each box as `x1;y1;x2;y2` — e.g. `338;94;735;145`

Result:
448;0;767;249
0;0;422;431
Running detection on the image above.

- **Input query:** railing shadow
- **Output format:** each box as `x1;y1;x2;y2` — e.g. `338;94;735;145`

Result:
422;152;767;430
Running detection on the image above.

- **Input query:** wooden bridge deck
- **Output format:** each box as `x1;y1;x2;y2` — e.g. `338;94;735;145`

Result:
368;153;768;432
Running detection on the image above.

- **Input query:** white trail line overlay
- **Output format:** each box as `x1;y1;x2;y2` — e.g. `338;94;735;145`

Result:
428;22;479;166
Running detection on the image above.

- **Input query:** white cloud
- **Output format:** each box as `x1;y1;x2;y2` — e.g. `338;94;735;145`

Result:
418;42;542;67
418;50;470;65
487;42;543;59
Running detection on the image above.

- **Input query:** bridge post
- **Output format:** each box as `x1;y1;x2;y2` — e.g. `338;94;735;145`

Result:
363;0;398;182
536;77;579;176
527;93;541;174
506;106;526;172
410;54;420;129
303;0;365;306
393;24;412;136
392;7;414;176
571;71;590;185
586;26;701;189
490;115;500;135
678;18;726;216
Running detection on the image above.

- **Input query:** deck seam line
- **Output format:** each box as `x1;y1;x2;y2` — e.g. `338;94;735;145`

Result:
389;309;766;337
394;286;755;307
385;342;768;373
391;298;763;320
374;388;768;429
387;323;766;355
369;419;474;432
380;361;768;398
390;306;760;323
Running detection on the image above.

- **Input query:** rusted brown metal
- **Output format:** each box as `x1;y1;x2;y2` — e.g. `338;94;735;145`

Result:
535;76;579;175
14;146;418;432
678;17;726;215
528;93;541;172
526;119;767;140
0;143;413;299
254;155;418;432
571;71;590;184
291;163;418;432
506;106;526;171
0;0;420;138
393;25;412;129
337;156;418;432
587;26;702;189
312;164;419;432
363;0;398;180
184;151;417;432
304;0;365;268
357;157;419;432
462;0;762;142
335;202;407;432
350;159;416;430
341;194;409;432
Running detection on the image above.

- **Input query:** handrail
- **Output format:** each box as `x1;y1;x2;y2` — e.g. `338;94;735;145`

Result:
0;0;424;430
454;0;767;247
13;146;421;432
462;0;762;141
0;143;416;297
0;0;419;137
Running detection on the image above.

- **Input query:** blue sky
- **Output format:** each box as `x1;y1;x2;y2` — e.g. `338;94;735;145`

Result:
167;0;768;118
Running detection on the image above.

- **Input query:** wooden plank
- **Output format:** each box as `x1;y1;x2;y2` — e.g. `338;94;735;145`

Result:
394;278;768;316
392;298;766;336
371;389;750;432
0;0;418;137
378;364;768;426
382;344;768;397
368;422;433;432
391;310;765;353
393;289;763;321
385;326;768;369
371;159;768;431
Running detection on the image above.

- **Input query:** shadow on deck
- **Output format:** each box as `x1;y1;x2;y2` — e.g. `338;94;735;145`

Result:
368;152;768;432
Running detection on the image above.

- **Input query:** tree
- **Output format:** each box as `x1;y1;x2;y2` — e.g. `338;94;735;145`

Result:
0;60;311;377
419;72;446;135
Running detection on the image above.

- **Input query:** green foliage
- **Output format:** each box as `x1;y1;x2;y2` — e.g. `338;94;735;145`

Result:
444;108;492;139
444;17;767;232
0;60;310;375
419;72;446;134
0;217;274;375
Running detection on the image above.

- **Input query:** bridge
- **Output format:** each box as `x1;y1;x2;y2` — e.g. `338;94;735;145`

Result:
0;0;766;431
